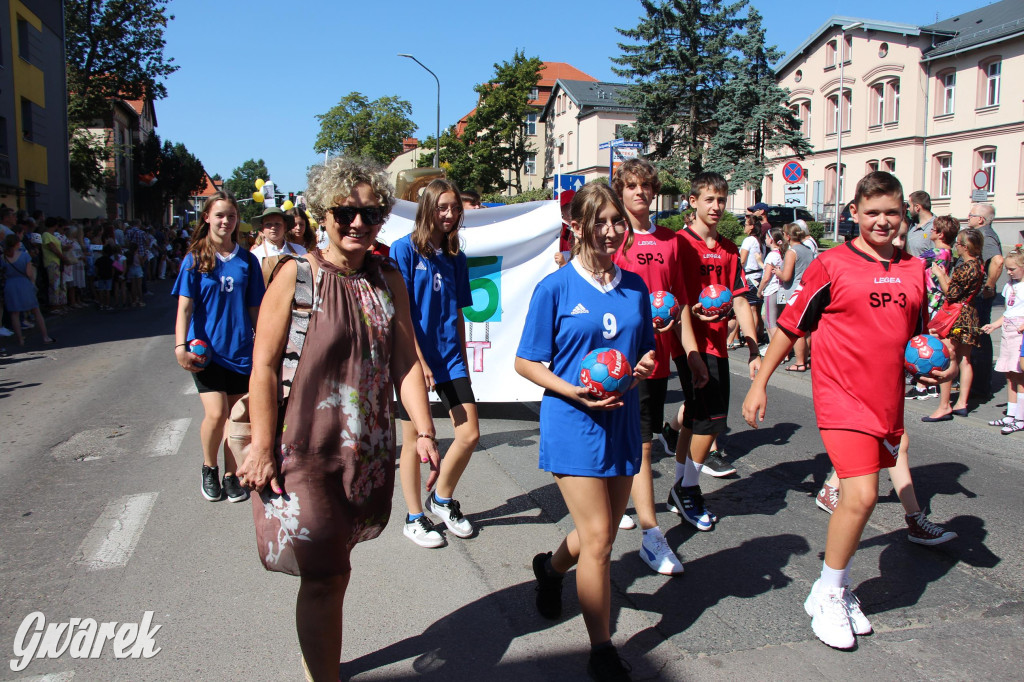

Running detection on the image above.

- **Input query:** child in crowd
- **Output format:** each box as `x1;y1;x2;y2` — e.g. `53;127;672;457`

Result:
111;244;127;308
743;171;948;650
610;158;702;575
172;191;265;503
516;182;655;682
670;172;761;530
94;243;114;311
982;245;1024;433
391;179;480;548
756;227;787;346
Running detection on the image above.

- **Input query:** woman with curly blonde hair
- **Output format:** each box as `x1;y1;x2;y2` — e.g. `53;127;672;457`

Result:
238;156;439;681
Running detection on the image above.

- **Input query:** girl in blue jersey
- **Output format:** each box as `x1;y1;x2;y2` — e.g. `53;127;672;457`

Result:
391;179;480;548
516;182;656;681
173;191;265;504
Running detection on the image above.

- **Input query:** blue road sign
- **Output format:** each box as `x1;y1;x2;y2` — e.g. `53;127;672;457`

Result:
554;174;585;198
783;161;804;184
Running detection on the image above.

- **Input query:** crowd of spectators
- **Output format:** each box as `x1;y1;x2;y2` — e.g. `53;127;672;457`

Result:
0;207;190;348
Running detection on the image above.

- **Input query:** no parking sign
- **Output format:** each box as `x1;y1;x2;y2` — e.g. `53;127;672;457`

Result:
783;162;804;184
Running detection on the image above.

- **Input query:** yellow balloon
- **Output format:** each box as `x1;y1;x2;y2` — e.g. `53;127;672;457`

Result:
255;179;265;190
281;200;294;211
253;191;264;203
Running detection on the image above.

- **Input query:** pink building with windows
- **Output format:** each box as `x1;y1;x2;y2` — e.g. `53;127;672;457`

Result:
767;1;1023;242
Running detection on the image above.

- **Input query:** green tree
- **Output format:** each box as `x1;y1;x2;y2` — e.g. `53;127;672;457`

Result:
65;0;178;193
314;93;416;164
224;159;271;223
613;0;745;177
133;136;207;223
704;7;812;197
462;51;543;194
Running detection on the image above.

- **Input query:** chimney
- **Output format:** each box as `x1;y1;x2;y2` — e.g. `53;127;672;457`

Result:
403;138;419;153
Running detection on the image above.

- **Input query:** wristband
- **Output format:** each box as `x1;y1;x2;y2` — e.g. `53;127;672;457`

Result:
417;433;436;442
175;343;187;349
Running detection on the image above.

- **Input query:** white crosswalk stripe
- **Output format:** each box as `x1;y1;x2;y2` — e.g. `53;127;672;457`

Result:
12;673;75;681
72;493;158;571
145;418;191;457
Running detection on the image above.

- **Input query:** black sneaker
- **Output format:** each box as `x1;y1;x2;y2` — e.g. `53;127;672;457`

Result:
658;422;679;455
587;645;632;682
532;552;564;620
702;450;737;477
222;474;249;503
905;386;928;400
667;482;715;530
201;465;223;501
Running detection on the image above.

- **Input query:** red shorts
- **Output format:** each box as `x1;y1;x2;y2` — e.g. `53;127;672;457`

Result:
819;429;899;478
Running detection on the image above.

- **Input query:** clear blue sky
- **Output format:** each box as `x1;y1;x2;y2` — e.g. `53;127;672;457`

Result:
157;0;981;193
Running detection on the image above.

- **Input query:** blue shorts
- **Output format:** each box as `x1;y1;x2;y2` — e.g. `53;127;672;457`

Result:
127;265;144;279
95;279;112;291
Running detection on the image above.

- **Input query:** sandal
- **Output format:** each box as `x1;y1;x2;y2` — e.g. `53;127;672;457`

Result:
785;364;808;372
989;418;1011;426
1001;421;1024;435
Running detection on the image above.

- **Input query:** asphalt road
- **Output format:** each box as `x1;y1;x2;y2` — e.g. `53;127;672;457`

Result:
1;281;1021;681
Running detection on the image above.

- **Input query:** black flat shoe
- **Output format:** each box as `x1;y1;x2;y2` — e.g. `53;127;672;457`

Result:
921;414;953;422
951;408;969;417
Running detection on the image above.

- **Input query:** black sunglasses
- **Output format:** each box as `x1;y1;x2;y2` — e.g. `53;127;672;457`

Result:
329;205;386;226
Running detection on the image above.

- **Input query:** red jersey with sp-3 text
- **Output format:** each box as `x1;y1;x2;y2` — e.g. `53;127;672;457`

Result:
677;226;747;358
777;241;927;439
613;224;687;378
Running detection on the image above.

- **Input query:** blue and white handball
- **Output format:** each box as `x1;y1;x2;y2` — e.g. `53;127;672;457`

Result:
579;348;633;399
905;334;950;375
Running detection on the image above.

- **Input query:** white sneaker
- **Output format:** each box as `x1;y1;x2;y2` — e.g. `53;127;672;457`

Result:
639;528;684;575
0;327;13;337
403;515;444;548
841;581;872;635
425;493;474;538
619;514;636;530
803;581;856;649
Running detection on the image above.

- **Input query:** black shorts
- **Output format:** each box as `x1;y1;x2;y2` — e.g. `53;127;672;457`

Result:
193;361;250;395
742;288;763;306
679;352;730;435
396;376;476;420
638;356;687;442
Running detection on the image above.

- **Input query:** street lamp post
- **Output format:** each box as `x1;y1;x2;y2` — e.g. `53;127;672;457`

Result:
834;21;863;240
398;54;440;168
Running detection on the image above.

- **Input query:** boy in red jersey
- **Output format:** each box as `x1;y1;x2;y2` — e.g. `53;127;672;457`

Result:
743;171;952;650
612;159;706;575
670;173;761;531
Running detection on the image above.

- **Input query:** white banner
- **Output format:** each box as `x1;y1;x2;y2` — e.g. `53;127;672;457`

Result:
379;199;562;402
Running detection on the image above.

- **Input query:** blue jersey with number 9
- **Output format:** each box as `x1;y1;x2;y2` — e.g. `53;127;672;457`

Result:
172;246;265;373
517;259;655;476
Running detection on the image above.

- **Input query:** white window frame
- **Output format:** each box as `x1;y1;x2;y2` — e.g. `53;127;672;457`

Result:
872;84;885;126
525;112;537;136
943;72;955;114
981;149;996;193
937;155;952;198
525;152;537;176
986;61;1000;106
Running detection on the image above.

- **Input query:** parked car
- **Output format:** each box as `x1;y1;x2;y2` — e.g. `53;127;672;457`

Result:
763;205;816;229
836;203;857;239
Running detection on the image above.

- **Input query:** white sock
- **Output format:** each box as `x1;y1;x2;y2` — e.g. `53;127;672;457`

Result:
681;457;702;487
642;526;662;538
1015;394;1024;422
675;461;687;484
819;560;849;590
1008;401;1017;418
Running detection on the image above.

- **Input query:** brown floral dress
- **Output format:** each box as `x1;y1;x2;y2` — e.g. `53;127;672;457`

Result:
252;251;396;578
946;258;983;346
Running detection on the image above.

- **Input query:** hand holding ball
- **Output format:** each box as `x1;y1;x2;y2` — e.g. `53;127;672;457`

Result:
698;285;732;317
580;348;632;399
188;339;210;368
905;334;950;375
650;290;680;328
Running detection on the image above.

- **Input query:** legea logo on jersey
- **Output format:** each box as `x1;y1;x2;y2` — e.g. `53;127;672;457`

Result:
637;240;657;246
702;253;723;260
464;256;502;372
10;611;162;672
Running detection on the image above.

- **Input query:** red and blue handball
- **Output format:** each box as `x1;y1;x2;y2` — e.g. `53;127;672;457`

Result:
650;290;680;328
579;348;633;399
905;334;950;375
698;284;733;316
188;339;210;368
